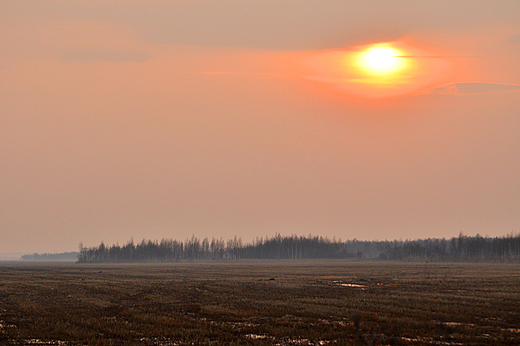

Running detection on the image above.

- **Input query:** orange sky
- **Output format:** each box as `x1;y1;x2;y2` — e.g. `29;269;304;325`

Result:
1;1;520;255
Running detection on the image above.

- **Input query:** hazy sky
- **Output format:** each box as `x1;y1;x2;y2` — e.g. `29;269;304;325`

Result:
2;1;520;254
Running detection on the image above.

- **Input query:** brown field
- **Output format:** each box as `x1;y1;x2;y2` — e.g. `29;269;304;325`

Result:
0;261;519;345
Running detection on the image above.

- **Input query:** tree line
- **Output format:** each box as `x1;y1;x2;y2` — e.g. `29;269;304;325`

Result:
77;233;520;263
21;252;79;261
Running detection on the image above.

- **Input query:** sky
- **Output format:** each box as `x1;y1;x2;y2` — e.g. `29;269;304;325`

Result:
1;1;520;254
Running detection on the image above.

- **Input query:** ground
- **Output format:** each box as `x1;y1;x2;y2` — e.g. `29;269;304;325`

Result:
0;260;519;345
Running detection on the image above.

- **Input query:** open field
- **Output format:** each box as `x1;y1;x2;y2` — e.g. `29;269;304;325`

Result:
0;261;519;345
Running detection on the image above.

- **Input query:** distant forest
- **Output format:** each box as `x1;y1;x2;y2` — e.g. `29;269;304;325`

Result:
77;233;520;263
21;252;79;261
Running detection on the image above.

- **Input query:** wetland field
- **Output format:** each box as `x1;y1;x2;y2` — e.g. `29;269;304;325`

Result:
0;261;519;345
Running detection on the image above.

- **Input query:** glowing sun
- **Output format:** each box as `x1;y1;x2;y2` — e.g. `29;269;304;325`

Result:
304;41;450;98
356;45;406;76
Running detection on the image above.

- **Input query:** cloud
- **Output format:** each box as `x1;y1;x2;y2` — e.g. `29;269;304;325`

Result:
509;33;520;45
432;82;520;95
58;49;152;63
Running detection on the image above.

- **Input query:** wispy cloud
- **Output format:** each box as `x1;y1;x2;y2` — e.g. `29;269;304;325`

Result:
199;71;276;76
508;32;520;45
58;49;152;63
432;82;520;95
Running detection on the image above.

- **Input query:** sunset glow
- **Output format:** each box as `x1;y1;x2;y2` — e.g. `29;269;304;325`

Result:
304;41;450;98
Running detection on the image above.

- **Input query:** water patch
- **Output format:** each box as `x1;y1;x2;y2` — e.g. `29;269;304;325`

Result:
401;337;463;345
137;338;186;346
435;321;475;328
245;333;270;339
0;320;16;328
24;340;68;345
332;281;366;289
339;283;366;288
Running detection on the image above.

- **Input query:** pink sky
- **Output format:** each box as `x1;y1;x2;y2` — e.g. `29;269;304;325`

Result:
1;1;520;254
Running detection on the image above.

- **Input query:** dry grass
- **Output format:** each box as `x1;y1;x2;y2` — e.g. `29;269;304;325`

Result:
1;260;519;345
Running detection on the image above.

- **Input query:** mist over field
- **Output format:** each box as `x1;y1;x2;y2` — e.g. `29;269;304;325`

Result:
15;233;520;264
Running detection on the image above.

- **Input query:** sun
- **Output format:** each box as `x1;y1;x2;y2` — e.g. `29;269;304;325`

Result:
356;45;406;76
303;40;450;98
